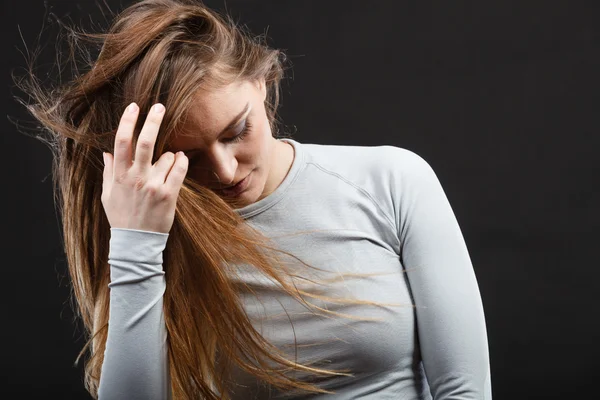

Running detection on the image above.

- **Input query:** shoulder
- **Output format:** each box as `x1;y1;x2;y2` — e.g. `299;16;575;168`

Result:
302;142;432;177
301;141;439;206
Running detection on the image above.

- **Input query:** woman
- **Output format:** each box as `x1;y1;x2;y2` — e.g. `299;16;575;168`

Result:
17;0;492;398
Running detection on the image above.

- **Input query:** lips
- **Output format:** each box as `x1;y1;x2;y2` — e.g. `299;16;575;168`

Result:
224;180;242;189
211;175;247;190
219;173;251;197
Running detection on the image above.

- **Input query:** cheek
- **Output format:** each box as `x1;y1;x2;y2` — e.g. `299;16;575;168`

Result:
249;118;272;163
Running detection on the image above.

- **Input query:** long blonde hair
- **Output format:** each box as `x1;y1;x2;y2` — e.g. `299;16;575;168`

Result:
12;0;406;398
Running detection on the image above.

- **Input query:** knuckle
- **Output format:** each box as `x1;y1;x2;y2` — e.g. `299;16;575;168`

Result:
115;137;129;149
160;152;174;163
132;175;146;191
158;190;172;201
145;184;158;195
114;171;129;184
137;140;153;151
146;184;169;200
174;164;188;174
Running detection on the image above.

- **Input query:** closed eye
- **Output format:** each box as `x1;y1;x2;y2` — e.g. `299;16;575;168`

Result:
225;121;252;143
186;121;252;163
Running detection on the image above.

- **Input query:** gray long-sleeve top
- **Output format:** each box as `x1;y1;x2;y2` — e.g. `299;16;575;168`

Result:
98;138;492;399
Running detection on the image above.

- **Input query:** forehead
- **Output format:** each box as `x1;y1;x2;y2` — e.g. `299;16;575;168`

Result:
170;80;255;149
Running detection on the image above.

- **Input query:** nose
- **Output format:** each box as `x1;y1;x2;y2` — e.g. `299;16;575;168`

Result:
206;146;238;187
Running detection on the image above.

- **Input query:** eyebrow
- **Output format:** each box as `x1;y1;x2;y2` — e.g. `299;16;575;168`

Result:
182;102;251;155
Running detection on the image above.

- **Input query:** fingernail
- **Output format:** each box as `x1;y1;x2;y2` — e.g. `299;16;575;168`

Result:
102;152;106;165
153;103;165;114
127;102;138;113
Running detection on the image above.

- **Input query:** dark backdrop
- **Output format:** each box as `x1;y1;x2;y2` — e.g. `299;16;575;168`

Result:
4;1;599;398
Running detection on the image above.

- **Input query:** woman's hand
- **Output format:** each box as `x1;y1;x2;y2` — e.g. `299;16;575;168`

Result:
101;102;188;234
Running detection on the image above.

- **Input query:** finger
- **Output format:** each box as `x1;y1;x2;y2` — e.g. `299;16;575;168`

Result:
102;152;113;191
134;103;165;171
165;152;189;192
113;103;139;177
150;151;176;183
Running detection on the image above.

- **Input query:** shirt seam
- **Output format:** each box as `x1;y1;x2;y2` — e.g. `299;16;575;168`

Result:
305;160;397;234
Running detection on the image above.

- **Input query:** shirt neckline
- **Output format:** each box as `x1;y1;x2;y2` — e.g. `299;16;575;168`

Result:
234;138;303;218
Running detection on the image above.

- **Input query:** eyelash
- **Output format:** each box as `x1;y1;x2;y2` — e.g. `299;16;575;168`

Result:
187;122;252;163
226;121;252;143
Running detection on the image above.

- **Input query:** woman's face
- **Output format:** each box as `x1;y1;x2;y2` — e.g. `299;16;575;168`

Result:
168;78;290;208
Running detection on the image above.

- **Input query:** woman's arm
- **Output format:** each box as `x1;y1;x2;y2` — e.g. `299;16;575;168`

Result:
395;150;492;399
98;228;171;400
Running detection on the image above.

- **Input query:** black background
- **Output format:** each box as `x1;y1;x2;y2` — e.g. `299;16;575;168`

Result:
3;0;599;398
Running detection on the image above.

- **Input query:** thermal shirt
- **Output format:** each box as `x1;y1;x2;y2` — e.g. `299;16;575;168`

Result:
98;138;492;399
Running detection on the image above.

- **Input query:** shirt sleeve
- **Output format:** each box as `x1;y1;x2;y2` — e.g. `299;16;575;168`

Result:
393;149;492;399
98;228;172;400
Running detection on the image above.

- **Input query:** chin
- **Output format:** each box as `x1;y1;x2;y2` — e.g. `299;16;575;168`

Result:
221;177;259;208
